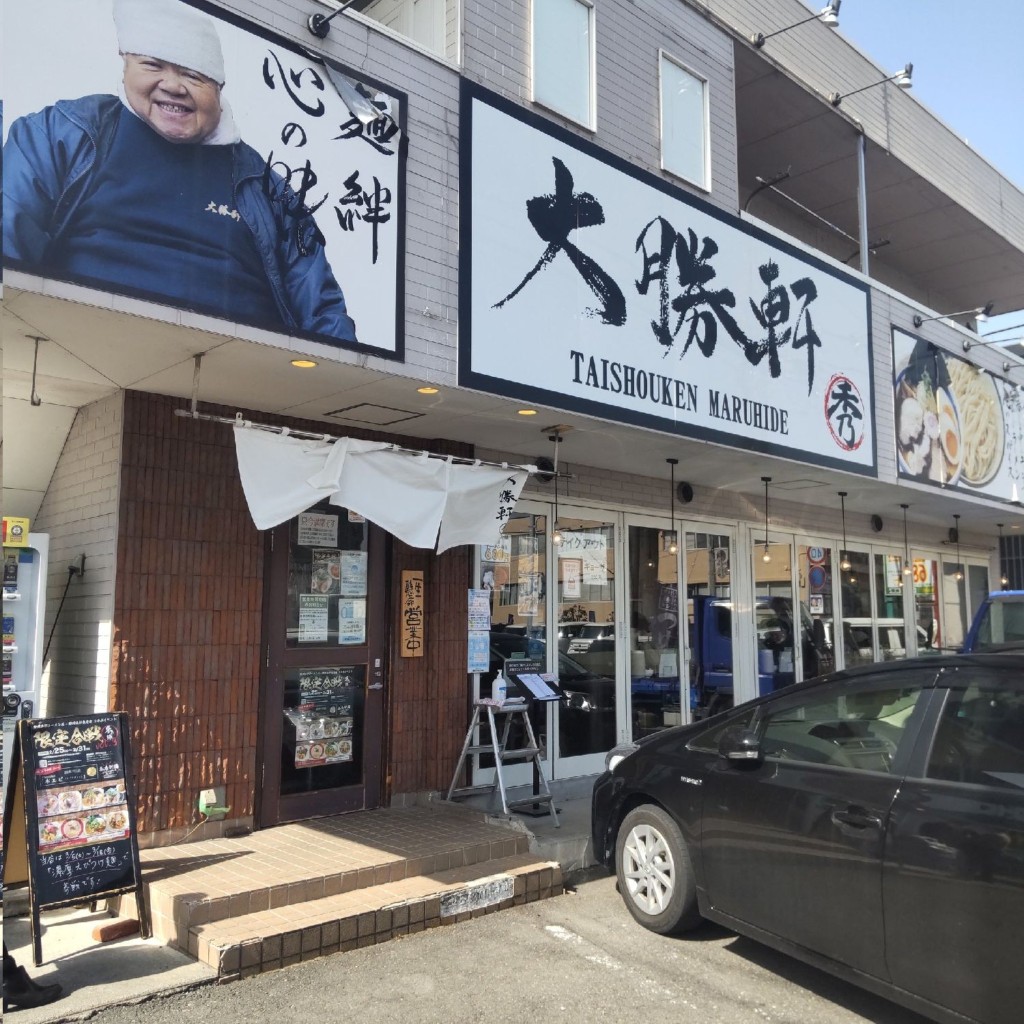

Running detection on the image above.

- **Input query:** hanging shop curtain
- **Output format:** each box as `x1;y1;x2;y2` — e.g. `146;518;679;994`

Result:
233;425;529;551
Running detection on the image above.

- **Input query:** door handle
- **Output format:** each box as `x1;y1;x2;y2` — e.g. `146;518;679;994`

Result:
832;806;882;829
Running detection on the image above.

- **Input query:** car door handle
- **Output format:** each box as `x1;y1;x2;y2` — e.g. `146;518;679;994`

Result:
832;806;882;829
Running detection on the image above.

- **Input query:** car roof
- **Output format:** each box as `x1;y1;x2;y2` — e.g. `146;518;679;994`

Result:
800;650;1024;688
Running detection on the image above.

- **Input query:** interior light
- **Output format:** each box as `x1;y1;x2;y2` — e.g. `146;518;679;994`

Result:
550;429;564;547
667;458;679;556
901;504;913;577
838;491;852;571
998;523;1009;587
290;358;317;368
417;385;440;395
517;409;538;416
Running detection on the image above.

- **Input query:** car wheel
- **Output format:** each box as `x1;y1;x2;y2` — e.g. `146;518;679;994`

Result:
615;804;701;934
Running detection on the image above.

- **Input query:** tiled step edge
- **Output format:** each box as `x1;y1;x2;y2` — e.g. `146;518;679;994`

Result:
190;854;563;981
145;830;532;946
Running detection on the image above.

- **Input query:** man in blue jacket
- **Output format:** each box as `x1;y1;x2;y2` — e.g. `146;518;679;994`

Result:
3;0;357;343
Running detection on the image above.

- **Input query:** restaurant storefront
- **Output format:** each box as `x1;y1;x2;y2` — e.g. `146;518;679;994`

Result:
468;496;994;789
6;0;1022;848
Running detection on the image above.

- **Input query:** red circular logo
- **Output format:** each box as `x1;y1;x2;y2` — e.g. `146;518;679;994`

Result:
824;374;865;451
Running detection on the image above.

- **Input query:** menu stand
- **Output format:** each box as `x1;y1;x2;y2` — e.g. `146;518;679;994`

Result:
446;698;559;826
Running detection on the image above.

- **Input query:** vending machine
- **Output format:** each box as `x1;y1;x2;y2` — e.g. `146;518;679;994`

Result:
3;519;49;786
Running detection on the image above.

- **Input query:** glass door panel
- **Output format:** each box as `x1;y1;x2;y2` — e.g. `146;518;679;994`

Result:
942;560;968;651
875;553;908;660
260;502;384;826
798;545;835;679
754;541;796;694
840;549;874;667
476;511;549;787
911;556;942;654
554;517;618;775
627;525;682;739
686;530;733;717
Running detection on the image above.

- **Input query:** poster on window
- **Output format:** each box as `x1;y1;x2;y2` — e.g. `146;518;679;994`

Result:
289;668;357;767
562;559;582;599
461;81;875;474
298;594;329;643
338;598;366;644
517;573;542;617
560;532;608;586
310;549;341;596
297;512;338;548
340;551;368;596
3;0;407;359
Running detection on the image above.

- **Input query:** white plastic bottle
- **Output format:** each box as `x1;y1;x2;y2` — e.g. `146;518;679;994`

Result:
491;674;507;702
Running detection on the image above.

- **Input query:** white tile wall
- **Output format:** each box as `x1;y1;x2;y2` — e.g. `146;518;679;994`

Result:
32;394;124;716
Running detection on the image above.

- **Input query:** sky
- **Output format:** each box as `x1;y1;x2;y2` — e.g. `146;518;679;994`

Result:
816;0;1024;328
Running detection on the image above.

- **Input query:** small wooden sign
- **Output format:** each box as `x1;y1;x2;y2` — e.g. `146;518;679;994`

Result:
10;712;149;964
400;570;425;658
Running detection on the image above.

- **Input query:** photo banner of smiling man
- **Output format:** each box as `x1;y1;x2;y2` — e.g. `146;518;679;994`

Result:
2;0;406;360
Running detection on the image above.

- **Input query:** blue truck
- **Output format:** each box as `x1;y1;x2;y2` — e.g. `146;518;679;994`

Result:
963;590;1024;652
690;594;833;717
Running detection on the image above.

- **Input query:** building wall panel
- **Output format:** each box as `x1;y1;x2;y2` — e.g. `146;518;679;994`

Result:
33;392;123;717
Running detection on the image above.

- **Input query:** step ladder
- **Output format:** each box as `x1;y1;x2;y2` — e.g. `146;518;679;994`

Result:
446;700;559;826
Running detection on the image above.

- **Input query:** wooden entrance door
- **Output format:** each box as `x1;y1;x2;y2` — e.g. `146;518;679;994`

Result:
257;502;386;827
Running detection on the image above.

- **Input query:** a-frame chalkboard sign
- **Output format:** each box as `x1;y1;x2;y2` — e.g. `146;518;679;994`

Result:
6;712;150;965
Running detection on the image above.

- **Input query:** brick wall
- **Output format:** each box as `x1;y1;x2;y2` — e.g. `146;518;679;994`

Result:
388;541;471;796
113;392;264;835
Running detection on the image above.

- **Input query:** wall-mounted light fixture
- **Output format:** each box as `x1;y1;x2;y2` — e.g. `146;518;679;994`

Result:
666;458;679;555
912;301;993;331
998;523;1009;586
901;503;912;577
953;513;963;581
750;1;840;48
838;491;852;572
761;477;772;563
550;430;564;546
307;0;359;38
829;62;912;107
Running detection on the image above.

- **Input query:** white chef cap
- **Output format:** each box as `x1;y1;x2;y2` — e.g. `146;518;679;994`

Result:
113;0;226;85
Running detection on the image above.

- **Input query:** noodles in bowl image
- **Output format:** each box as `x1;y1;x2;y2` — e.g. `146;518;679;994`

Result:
946;358;1004;487
895;367;962;484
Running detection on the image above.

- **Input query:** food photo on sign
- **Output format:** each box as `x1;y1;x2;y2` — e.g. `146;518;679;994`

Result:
2;0;406;357
893;328;1017;498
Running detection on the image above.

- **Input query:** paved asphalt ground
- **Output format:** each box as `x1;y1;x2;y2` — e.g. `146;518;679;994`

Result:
73;872;932;1024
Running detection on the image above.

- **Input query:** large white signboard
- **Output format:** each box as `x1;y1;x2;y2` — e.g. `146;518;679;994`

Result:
3;0;406;359
460;83;875;473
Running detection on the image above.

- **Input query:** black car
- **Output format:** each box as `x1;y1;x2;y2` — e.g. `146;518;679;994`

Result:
592;653;1024;1024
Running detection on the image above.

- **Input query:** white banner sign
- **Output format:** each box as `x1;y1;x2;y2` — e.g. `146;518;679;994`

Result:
461;83;875;473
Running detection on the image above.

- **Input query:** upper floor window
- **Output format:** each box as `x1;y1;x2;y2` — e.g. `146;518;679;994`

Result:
532;0;594;128
333;1;456;62
660;53;708;189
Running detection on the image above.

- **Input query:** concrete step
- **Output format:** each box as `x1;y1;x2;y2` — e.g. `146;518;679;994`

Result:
132;806;533;950
189;853;563;980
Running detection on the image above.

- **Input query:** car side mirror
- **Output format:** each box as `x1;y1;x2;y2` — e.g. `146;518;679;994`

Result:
718;727;763;763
